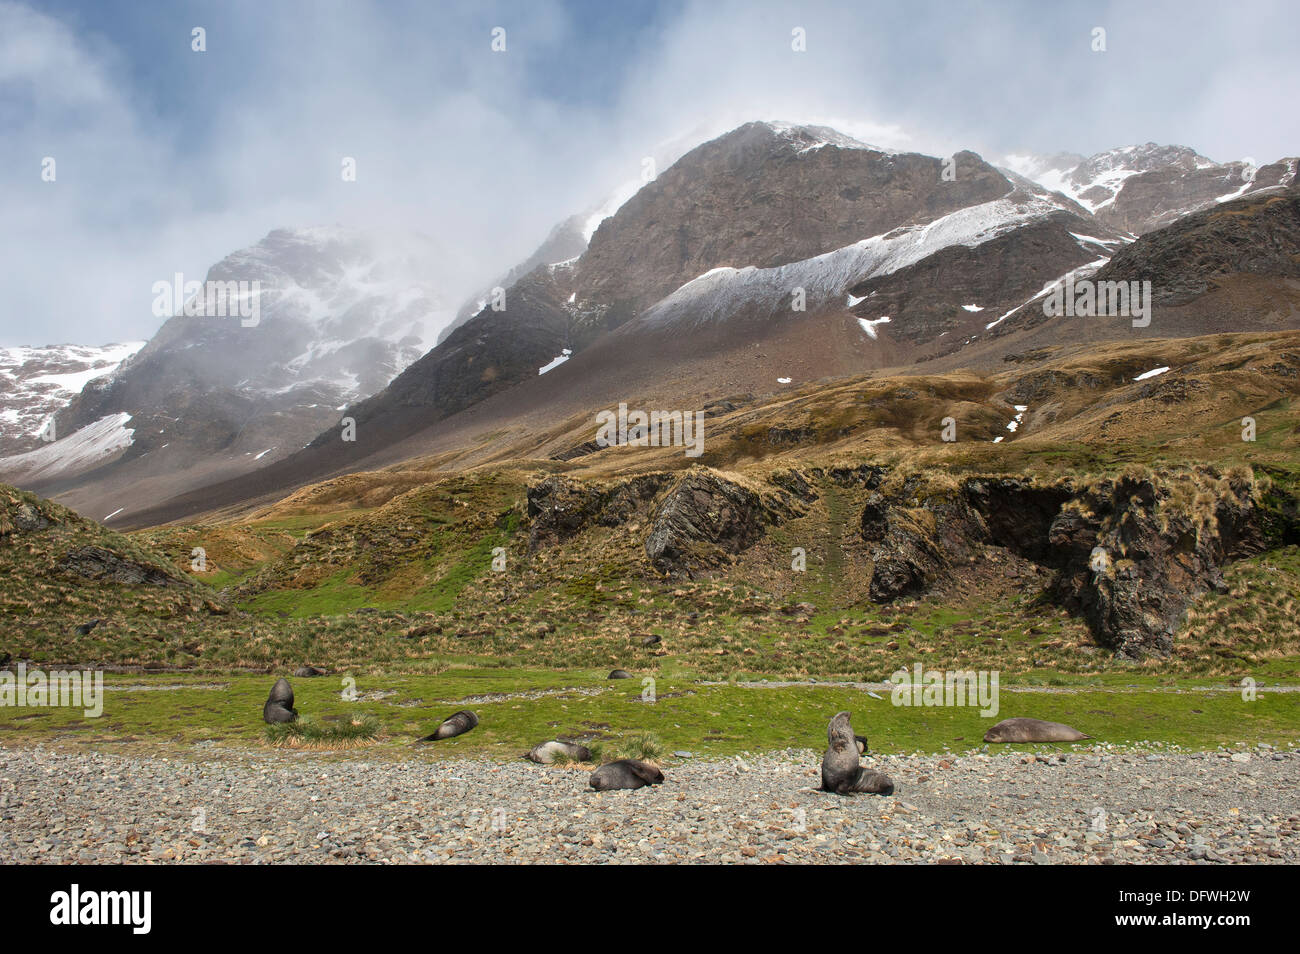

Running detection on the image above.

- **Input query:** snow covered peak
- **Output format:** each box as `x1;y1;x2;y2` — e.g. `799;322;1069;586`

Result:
0;342;144;457
1003;143;1237;216
140;225;457;400
760;121;884;155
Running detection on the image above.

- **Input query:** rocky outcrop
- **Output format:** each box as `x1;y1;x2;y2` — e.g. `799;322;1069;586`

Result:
1048;473;1264;658
860;487;988;602
526;473;669;550
644;472;771;578
57;544;189;587
856;470;1269;658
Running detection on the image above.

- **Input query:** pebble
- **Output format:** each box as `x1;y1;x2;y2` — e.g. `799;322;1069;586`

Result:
1;744;1294;864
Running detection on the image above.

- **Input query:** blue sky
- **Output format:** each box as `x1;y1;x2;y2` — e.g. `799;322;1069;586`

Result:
2;0;1297;345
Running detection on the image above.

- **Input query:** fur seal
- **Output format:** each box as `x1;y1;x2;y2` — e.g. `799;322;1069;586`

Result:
526;740;593;764
417;709;478;742
855;735;869;755
293;665;326;678
608;669;632;679
983;717;1089;743
820;711;894;795
262;677;298;724
589;759;664;791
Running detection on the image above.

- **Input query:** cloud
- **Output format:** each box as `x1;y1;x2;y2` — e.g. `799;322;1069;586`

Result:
2;0;1296;346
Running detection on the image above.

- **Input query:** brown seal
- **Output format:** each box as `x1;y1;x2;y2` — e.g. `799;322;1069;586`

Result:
526;740;593;764
262;677;298;724
589;759;664;791
417;709;479;742
983;717;1089;743
820;711;894;795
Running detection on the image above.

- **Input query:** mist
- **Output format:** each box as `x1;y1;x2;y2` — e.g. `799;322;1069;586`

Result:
2;0;1296;346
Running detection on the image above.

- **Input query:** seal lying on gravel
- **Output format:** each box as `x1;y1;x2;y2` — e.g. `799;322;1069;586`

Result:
820;712;894;795
417;710;479;742
589;759;664;791
855;735;869;755
526;740;592;764
984;717;1089;743
262;678;298;724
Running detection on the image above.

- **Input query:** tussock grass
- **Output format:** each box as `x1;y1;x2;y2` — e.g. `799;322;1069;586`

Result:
264;714;383;749
589;731;665;764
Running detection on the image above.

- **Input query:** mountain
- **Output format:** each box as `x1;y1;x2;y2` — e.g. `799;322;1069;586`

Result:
1;226;457;522
1004;143;1298;234
106;122;1131;525
337;123;1081;440
18;121;1300;531
0;342;143;458
980;186;1300;348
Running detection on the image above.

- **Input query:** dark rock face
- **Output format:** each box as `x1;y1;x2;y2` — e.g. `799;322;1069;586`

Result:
344;273;574;439
819;464;888;489
1092;188;1300;307
858;470;1268;658
860;490;986;602
529;469;809;574
57;545;185;587
440;213;589;345
963;478;1074;566
526;473;669;550
1;499;53;534
846;215;1110;347
645;471;769;578
1051;473;1264;658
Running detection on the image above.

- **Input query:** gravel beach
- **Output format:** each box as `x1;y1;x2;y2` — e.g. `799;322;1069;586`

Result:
2;744;1296;864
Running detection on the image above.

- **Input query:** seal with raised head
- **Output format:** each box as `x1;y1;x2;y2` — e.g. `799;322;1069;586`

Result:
589;759;664;791
820;711;894;795
984;717;1089;743
526;740;592;764
262;677;298;724
417;709;478;742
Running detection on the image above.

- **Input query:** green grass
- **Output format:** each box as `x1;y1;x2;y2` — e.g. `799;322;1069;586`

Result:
1;668;1296;757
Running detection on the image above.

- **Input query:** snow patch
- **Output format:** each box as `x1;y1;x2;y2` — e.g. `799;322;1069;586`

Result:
857;316;892;339
1134;366;1170;381
0;412;134;481
538;349;573;375
646;191;1076;329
